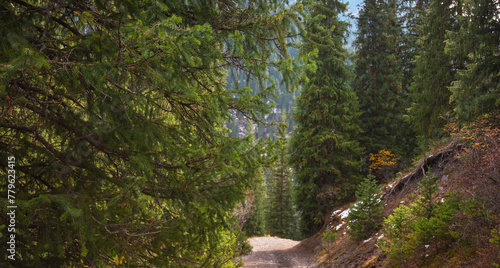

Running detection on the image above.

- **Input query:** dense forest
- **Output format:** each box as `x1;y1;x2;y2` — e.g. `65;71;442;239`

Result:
0;0;499;267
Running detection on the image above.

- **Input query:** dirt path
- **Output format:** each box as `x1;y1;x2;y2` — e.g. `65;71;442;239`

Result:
240;237;318;268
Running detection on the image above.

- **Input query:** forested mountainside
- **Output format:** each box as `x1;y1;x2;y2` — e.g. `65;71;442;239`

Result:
1;0;498;267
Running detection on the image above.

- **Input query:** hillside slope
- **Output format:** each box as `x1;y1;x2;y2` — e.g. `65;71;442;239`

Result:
302;138;500;267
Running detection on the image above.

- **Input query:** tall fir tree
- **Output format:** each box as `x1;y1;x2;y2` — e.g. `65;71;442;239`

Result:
353;0;412;159
407;0;465;141
290;0;363;237
267;122;298;239
446;0;500;121
0;0;310;266
346;174;384;240
398;0;425;93
243;174;269;237
242;123;268;237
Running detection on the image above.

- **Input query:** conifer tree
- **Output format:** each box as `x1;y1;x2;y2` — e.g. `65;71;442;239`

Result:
267;122;298;239
353;0;412;158
290;0;363;237
411;172;439;219
243;123;268;237
347;174;384;240
398;0;425;93
244;175;269;237
407;0;465;140
446;0;500;122
0;0;309;266
379;172;461;265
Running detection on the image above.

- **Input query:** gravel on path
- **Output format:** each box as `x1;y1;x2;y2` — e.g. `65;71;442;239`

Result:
240;237;318;268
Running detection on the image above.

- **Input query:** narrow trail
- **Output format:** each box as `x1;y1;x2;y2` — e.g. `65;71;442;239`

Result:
240;237;318;268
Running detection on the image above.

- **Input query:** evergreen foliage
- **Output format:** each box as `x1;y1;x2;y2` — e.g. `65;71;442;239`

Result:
377;204;414;265
243;175;269;237
409;174;460;246
226;63;300;141
0;0;309;266
353;0;413;158
267;122;299;239
411;172;440;219
290;0;363;237
242;123;269;237
378;173;461;265
397;0;422;94
3;0;500;265
445;0;500;122
346;174;384;240
407;0;465;140
322;229;339;254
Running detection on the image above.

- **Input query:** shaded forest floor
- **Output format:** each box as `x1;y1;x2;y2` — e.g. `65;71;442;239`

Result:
240;237;318;267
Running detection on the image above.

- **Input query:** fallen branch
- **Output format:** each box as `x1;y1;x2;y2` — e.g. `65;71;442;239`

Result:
382;142;462;199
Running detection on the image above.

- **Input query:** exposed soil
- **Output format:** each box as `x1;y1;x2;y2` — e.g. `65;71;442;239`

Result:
241;237;319;268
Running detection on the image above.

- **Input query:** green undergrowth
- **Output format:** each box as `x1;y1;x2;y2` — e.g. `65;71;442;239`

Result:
377;173;462;266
